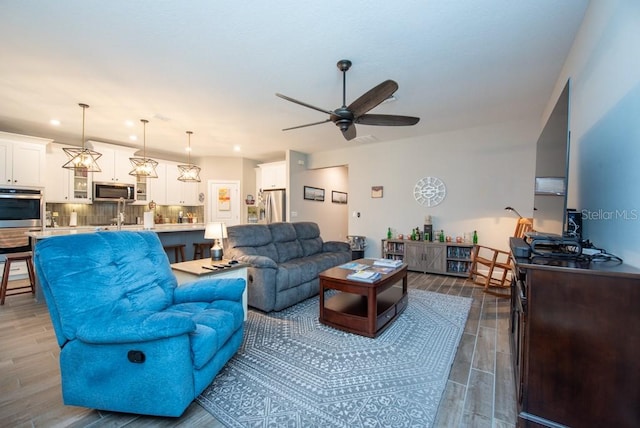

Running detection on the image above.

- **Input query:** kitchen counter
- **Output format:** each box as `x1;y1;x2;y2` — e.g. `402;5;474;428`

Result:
27;223;206;239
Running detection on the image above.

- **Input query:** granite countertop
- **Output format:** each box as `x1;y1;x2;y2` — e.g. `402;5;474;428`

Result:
27;223;206;239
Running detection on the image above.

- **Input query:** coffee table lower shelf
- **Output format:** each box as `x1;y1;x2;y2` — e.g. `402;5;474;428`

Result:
322;286;408;337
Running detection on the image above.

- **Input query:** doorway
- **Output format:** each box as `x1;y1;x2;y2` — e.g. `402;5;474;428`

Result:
207;180;241;227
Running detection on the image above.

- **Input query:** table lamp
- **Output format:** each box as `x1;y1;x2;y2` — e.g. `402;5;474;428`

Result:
204;222;227;261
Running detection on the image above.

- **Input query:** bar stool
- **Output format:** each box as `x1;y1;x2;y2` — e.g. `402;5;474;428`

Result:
0;251;36;305
163;244;186;263
193;243;211;260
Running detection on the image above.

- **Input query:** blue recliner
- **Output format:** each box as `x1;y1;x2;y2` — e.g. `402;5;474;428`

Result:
34;231;245;417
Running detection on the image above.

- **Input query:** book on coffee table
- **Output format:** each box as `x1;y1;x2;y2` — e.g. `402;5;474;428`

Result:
346;270;381;283
339;262;369;271
372;258;403;268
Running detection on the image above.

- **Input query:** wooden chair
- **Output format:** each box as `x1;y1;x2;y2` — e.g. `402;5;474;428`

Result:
468;218;533;297
163;244;186;263
193;242;211;260
0;251;36;305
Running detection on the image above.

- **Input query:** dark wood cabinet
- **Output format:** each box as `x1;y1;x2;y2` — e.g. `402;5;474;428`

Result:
510;238;640;427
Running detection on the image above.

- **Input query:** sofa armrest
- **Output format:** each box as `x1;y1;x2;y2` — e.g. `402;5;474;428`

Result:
173;278;245;304
323;241;351;253
236;254;278;269
75;311;196;344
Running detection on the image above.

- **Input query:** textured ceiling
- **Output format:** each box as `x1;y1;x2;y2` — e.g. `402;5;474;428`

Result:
0;1;589;162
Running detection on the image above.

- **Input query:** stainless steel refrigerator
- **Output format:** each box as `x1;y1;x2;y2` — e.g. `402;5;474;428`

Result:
260;189;286;223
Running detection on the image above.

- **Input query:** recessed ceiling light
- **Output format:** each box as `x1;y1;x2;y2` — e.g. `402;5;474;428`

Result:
233;145;241;152
129;135;137;141
124;120;134;127
50;119;61;126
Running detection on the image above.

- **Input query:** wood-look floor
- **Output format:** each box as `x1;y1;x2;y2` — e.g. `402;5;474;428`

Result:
0;274;516;427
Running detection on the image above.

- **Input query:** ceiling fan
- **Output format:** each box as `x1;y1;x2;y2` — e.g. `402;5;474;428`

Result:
276;59;420;141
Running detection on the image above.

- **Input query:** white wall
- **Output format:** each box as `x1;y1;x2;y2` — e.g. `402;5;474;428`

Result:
309;118;538;257
288;150;349;242
551;0;640;267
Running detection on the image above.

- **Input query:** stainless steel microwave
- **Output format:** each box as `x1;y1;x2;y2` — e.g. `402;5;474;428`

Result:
93;182;136;202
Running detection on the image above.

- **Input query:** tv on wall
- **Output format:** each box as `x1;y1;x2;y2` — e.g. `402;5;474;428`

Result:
533;80;571;236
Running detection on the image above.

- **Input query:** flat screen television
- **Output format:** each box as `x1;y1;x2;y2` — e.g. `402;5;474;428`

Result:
532;80;571;236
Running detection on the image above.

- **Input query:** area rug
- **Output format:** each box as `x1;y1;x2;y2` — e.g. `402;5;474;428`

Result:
197;289;472;427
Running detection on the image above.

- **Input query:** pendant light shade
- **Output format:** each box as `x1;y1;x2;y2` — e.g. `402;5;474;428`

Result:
62;103;102;172
129;119;158;178
177;131;201;182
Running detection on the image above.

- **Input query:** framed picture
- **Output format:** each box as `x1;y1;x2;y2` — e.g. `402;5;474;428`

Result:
371;186;383;198
304;186;325;201
332;191;348;204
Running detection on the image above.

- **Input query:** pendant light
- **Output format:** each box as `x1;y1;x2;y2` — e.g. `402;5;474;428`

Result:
62;103;102;171
129;119;158;178
177;131;201;182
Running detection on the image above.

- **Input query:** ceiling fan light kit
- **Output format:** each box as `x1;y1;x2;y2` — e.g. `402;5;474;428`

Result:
276;59;420;141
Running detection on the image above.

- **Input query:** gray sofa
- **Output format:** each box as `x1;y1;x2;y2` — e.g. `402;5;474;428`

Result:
225;222;351;312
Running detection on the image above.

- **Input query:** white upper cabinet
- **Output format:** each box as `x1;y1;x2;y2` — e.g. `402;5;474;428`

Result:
258;161;286;190
44;142;92;203
0;132;50;187
163;161;200;206
88;141;137;184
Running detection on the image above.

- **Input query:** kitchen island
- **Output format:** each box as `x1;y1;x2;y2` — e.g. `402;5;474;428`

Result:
27;224;209;302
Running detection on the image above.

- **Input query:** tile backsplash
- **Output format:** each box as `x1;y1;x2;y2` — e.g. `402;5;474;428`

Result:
45;202;204;227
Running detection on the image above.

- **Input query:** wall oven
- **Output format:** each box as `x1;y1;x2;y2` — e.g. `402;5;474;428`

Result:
0;187;43;229
0;187;43;257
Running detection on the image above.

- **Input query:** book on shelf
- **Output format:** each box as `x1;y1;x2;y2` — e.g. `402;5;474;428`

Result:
373;258;403;268
346;270;382;283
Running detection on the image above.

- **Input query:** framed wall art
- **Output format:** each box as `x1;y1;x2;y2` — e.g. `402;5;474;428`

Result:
371;186;383;198
332;191;348;204
303;186;325;201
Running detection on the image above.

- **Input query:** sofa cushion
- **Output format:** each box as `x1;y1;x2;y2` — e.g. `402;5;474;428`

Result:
292;222;323;256
276;259;319;291
226;224;279;261
227;224;272;247
269;223;303;263
167;302;237;370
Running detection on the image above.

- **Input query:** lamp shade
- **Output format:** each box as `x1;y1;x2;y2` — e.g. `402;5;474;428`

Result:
204;222;227;240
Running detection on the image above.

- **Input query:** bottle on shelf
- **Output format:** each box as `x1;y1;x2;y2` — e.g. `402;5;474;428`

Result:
473;230;478;244
387;227;392;239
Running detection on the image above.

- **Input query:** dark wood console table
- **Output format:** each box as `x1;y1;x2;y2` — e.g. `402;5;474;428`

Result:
509;238;640;427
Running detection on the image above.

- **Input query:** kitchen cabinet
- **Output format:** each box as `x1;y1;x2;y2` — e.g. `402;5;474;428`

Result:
162;161;201;206
44;142;92;203
0;131;50;187
258;161;286;189
88;141;137;184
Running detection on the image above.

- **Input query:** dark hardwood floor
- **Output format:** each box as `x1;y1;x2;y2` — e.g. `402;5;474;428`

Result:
0;273;516;427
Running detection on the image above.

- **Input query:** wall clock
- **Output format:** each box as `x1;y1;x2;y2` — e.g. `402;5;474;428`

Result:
413;176;446;207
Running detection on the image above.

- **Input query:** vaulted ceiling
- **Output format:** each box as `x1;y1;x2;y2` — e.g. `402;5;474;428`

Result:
0;1;589;162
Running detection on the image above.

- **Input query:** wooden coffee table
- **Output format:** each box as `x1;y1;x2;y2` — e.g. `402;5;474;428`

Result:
319;259;408;338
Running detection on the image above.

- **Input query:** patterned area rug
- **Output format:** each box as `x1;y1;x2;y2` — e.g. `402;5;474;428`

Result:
197;289;471;427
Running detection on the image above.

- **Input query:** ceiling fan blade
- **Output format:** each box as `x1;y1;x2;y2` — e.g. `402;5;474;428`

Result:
347;80;399;117
282;119;331;131
342;124;356;141
356;114;420;126
276;93;334;116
